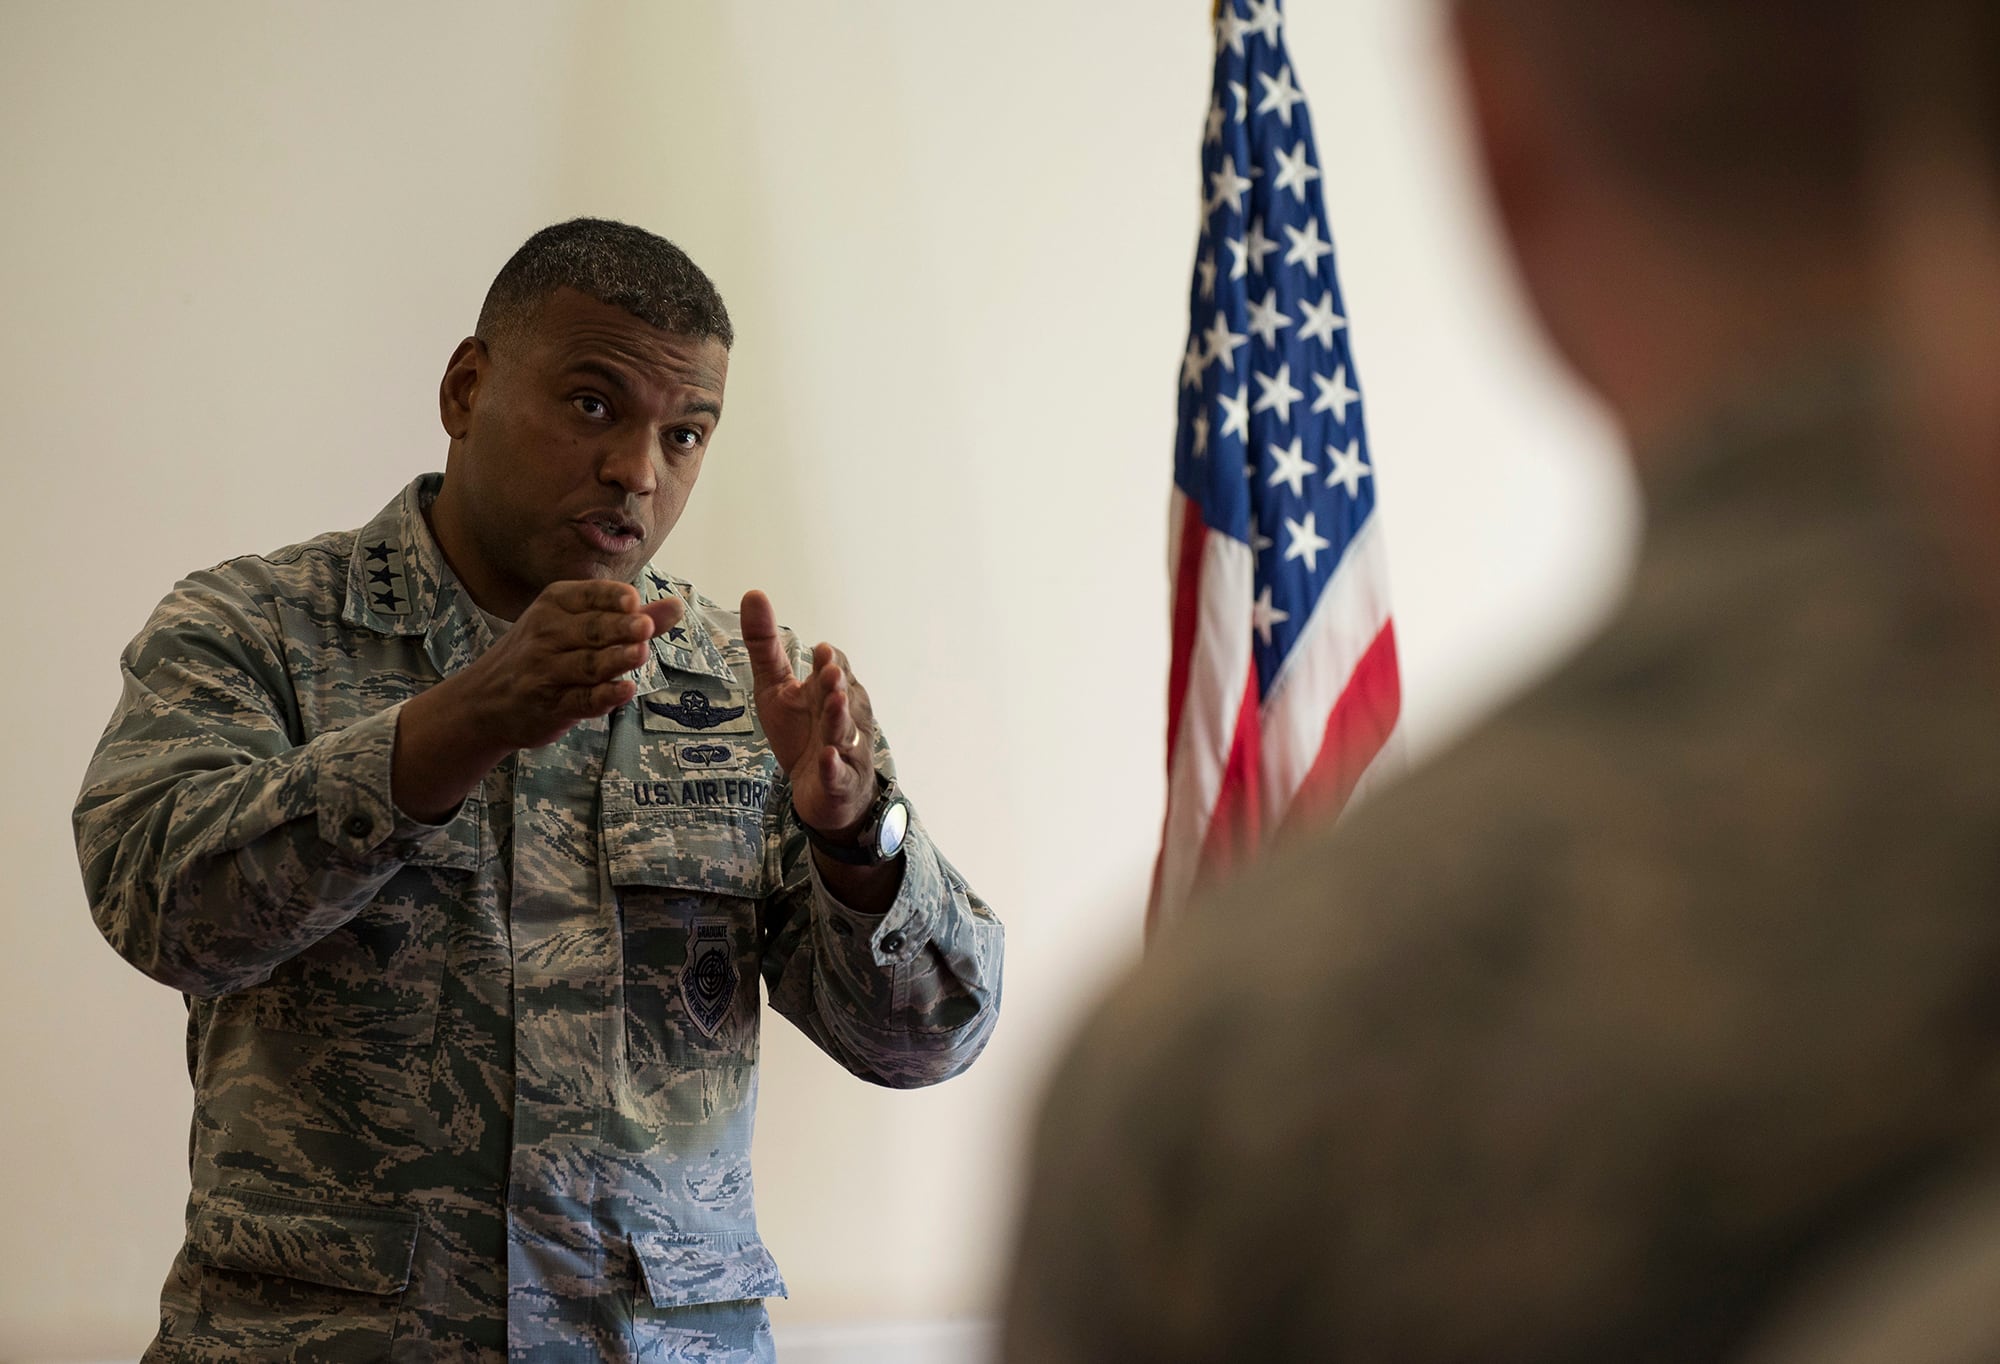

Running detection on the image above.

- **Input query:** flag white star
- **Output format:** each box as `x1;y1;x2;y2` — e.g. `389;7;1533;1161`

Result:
1251;584;1291;646
1266;436;1317;497
1205;313;1248;373
1297;290;1347;347
1257;66;1306;125
1229;80;1249;119
1244;290;1294;348
1325;438;1373;497
1244;0;1283;44
1224;236;1251;281
1283;511;1333;572
1284;219;1335;275
1191;411;1211;458
1244;218;1280;275
1312;365;1360;422
1209;155;1252;215
1216;385;1251;442
1273;141;1322;204
1249;515;1275;554
1218;10;1250;56
1205;95;1226;146
1253;362;1305;422
1181;334;1208;389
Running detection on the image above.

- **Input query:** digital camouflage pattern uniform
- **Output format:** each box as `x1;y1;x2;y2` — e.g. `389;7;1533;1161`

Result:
75;474;1004;1363
1003;365;2000;1364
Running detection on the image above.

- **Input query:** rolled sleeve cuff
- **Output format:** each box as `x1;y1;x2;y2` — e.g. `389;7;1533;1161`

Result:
808;812;947;968
311;702;459;860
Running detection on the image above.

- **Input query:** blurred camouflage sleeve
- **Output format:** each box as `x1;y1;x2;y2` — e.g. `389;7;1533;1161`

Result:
756;634;1003;1089
74;566;454;997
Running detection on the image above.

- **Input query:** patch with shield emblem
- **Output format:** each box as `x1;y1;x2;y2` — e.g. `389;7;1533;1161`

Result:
681;920;737;1040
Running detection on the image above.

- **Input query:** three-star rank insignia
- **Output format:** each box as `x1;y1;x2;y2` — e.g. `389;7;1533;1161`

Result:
362;540;412;617
644;570;688;640
681;920;737;1040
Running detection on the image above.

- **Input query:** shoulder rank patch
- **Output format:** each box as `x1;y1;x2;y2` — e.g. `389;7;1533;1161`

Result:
642;687;754;735
681;920;737;1040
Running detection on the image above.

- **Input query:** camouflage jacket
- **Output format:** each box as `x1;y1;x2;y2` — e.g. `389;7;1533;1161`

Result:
75;475;1004;1363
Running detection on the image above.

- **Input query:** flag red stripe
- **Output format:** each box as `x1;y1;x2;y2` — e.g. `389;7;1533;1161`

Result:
1282;621;1402;831
1195;666;1266;886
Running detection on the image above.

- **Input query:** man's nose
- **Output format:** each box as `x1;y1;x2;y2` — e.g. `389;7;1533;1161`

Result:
598;431;659;496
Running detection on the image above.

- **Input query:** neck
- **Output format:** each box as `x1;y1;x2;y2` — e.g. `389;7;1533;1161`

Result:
420;482;527;622
1614;277;1871;477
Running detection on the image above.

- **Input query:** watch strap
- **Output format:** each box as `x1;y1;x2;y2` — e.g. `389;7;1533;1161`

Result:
795;776;903;867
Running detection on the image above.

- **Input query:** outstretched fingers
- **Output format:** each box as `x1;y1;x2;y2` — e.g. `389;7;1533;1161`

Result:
740;590;796;696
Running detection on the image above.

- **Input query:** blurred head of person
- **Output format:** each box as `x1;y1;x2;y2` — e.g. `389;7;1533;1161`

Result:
1452;0;1884;457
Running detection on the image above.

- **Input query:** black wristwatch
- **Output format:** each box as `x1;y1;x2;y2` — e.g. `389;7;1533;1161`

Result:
796;776;910;867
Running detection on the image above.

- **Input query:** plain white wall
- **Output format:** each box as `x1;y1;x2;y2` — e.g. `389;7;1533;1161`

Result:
0;2;1635;1358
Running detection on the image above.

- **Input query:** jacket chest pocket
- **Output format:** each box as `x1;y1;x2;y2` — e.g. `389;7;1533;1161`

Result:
606;751;778;1101
235;798;486;1047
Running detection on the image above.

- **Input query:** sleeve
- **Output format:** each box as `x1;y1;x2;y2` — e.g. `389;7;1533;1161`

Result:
73;568;457;997
754;637;1004;1089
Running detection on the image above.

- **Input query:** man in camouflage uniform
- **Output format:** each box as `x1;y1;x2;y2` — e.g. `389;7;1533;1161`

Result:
1003;2;2000;1362
75;218;1003;1362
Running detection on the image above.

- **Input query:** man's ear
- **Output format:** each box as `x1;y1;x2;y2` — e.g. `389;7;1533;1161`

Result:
438;336;486;441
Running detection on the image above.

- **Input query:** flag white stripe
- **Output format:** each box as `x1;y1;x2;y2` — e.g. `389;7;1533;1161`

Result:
1158;499;1258;921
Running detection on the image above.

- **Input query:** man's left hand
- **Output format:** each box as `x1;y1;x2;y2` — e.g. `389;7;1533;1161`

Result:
741;589;878;839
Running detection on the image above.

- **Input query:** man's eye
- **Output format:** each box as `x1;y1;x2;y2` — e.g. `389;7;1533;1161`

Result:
573;395;610;419
667;427;703;451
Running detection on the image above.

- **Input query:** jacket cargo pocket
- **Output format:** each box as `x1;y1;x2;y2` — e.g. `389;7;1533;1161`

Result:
632;1229;788;1310
178;1187;416;1359
608;801;765;1106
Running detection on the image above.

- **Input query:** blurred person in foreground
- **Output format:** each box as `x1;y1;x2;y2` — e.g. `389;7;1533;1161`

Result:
1002;3;2000;1362
74;218;1002;1362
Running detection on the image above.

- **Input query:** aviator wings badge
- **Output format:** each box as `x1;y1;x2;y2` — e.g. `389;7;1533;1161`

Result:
642;688;753;734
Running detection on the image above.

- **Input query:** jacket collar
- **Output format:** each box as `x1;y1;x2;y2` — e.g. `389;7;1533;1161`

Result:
634;566;739;692
343;475;737;688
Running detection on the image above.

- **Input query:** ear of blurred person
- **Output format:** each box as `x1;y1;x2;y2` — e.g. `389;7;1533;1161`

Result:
1000;4;2000;1363
1875;0;2000;628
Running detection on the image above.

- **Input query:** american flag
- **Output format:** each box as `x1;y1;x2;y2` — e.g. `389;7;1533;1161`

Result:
1150;0;1402;933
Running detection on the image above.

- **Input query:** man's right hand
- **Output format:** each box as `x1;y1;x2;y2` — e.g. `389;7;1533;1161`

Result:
391;581;684;823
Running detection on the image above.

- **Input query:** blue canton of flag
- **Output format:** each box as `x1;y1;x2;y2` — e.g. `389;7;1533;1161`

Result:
1178;0;1375;688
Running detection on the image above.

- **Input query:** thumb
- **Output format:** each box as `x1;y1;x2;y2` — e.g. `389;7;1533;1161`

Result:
739;590;793;694
640;597;684;639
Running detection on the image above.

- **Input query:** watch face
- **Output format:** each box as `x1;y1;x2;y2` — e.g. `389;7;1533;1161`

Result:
876;800;910;859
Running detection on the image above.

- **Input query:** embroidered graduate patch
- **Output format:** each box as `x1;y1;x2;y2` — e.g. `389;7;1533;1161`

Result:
681;920;737;1040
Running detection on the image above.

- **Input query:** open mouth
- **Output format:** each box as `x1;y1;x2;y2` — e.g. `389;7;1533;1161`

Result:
575;512;645;555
